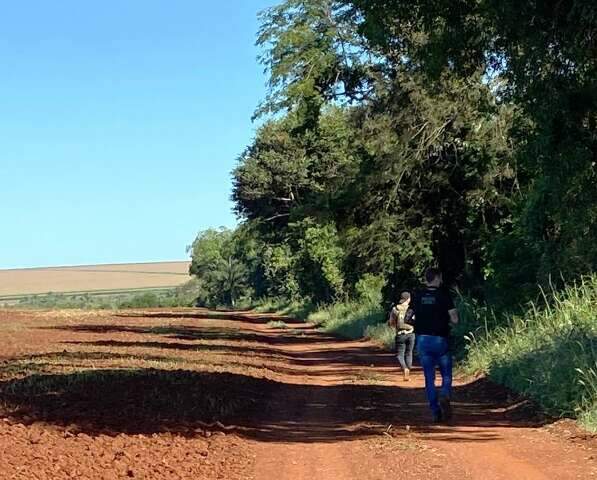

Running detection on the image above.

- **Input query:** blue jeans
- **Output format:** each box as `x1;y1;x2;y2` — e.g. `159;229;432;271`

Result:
416;335;452;416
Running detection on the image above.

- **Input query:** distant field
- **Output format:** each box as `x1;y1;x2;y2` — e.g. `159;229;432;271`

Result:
0;261;192;298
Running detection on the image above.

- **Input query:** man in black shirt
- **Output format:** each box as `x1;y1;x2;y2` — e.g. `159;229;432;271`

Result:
405;267;459;422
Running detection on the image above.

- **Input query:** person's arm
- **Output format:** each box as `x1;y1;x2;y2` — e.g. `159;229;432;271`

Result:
403;307;415;325
445;291;459;325
387;307;397;327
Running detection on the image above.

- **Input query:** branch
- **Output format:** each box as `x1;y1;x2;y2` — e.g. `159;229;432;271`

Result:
265;213;291;222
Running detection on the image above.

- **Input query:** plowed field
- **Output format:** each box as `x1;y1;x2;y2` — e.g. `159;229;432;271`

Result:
0;309;594;479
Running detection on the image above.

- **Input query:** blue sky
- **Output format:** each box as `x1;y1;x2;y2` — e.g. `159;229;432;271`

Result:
0;0;273;269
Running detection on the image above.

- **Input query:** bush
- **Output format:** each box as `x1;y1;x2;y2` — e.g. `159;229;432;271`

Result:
364;323;395;350
355;274;385;305
462;276;597;431
253;297;316;320
117;292;162;309
308;300;386;341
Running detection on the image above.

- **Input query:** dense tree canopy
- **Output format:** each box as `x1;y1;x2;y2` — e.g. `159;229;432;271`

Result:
346;0;597;293
191;0;595;307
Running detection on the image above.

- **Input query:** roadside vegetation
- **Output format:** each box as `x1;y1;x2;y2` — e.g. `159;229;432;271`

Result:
11;279;204;310
462;278;597;430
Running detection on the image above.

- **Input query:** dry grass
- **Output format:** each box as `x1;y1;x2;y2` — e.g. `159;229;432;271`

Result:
0;261;191;297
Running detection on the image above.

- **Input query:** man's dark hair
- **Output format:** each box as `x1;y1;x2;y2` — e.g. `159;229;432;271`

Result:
424;267;442;283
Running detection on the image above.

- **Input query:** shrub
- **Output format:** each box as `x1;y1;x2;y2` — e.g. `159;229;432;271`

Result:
355;274;386;305
308;300;385;340
462;276;597;431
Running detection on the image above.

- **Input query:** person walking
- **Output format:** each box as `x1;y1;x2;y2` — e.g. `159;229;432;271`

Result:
388;291;415;382
404;267;459;422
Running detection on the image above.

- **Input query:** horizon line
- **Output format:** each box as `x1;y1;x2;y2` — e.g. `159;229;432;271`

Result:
0;259;191;272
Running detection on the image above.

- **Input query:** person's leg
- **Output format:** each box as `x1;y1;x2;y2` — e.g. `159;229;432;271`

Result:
402;333;413;381
395;335;407;371
437;340;453;420
405;333;415;370
438;349;453;399
417;336;440;418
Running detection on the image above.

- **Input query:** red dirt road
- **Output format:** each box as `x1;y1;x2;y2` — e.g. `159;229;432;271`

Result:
0;309;595;479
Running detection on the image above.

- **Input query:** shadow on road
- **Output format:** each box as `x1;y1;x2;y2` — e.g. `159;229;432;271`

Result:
0;368;544;443
0;311;552;443
116;309;308;325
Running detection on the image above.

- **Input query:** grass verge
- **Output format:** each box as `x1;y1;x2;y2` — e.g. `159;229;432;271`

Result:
461;276;597;432
307;301;391;348
251;297;316;320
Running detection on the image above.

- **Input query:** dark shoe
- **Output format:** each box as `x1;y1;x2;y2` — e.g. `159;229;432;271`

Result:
432;411;443;423
439;395;452;422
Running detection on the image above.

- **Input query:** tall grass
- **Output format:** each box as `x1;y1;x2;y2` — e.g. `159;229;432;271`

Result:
252;297;316;320
252;296;393;347
462;276;597;431
307;301;391;347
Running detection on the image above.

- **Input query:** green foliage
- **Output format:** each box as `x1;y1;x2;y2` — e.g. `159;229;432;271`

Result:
237;0;597;307
234;0;520;299
14;280;204;310
296;220;345;301
232;116;312;223
364;323;395;350
261;243;300;299
255;0;372;123
346;0;597;295
462;276;597;431
354;273;385;304
308;300;385;340
233;74;514;298
188;228;251;307
233;106;361;228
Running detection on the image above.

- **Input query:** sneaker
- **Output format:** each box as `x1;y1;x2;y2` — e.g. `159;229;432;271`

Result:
403;368;410;382
439;395;452;422
432;410;443;423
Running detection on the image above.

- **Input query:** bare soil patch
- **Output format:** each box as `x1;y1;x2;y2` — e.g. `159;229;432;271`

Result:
0;308;594;479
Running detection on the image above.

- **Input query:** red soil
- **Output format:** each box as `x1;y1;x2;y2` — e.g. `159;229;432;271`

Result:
0;309;594;479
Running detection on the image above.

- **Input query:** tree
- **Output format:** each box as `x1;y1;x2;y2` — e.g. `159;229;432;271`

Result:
256;0;375;125
345;0;597;291
187;228;250;307
230;0;597;306
231;0;519;303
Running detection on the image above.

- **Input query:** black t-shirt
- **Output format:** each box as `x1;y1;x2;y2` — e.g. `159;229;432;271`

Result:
410;287;455;338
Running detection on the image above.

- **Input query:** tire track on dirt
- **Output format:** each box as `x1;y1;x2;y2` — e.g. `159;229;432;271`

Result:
236;314;596;480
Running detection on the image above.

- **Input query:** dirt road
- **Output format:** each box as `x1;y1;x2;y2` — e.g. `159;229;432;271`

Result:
0;309;594;479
